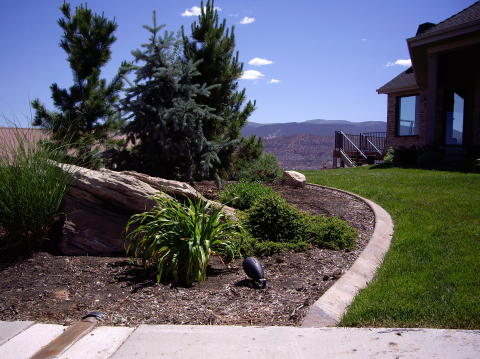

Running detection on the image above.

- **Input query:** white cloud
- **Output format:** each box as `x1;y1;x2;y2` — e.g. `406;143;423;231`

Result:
269;79;280;84
240;16;255;24
386;59;412;67
181;6;221;17
248;57;273;66
241;70;264;80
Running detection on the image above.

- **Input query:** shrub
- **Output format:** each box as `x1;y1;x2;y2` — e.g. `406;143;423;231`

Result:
303;215;357;250
228;135;263;180
416;150;443;169
125;195;238;286
219;181;277;210
238;153;282;183
243;193;357;253
243;194;304;243
229;230;310;257
253;240;310;256
0;129;73;252
474;158;480;173
383;147;394;163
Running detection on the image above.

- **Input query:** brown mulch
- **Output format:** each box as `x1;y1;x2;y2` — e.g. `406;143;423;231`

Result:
0;183;374;327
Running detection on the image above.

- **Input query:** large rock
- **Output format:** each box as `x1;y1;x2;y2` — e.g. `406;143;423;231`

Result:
282;170;307;187
55;164;235;256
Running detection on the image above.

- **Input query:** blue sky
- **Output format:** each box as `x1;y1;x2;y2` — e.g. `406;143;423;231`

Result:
0;0;475;127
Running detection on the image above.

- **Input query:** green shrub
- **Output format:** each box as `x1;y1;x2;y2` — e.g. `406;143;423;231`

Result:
242;194;357;253
125;195;238;286
219;181;277;210
243;194;304;243
416;150;443;169
228;135;264;180
0;129;73;252
303;215;357;250
238;153;282;183
253;240;310;256
383;147;394;163
230;230;310;257
474;158;480;173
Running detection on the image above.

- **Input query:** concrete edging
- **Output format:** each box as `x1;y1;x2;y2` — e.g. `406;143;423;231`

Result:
302;183;394;327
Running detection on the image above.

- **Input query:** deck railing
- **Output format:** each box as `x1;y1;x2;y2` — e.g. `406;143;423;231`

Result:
335;131;386;155
334;131;387;167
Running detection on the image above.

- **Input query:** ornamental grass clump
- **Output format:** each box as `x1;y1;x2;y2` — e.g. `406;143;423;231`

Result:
0;128;73;252
125;195;238;286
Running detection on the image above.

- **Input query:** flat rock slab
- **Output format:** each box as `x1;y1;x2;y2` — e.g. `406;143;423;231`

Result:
111;325;480;359
0;323;65;359
0;321;33;346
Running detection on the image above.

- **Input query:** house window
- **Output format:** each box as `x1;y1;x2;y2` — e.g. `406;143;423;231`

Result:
445;92;464;145
396;95;420;136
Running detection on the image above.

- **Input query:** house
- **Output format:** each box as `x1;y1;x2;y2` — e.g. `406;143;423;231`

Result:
0;127;49;159
377;2;480;165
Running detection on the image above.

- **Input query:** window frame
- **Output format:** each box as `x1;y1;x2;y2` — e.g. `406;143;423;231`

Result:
395;94;421;137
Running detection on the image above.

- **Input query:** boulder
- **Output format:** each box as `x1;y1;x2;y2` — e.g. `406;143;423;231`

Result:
282;170;307;187
55;164;235;256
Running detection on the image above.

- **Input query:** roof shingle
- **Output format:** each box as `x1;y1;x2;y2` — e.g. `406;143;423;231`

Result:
416;1;480;38
377;68;418;94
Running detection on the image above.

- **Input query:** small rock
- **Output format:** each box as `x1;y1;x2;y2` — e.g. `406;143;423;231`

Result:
332;269;343;279
282;171;306;188
322;275;330;281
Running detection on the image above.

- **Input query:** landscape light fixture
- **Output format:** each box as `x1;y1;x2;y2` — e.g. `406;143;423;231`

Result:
242;257;267;289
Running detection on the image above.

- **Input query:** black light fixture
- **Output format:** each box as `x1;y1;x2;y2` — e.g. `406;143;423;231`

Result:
242;257;267;289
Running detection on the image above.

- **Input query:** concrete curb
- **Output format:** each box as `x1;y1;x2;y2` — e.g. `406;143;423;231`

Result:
302;184;394;327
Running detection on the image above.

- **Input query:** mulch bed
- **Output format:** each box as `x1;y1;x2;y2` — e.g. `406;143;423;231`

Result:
0;183;374;327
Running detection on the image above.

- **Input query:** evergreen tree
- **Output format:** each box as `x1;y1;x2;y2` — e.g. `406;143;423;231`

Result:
182;0;257;177
121;12;221;181
31;2;126;167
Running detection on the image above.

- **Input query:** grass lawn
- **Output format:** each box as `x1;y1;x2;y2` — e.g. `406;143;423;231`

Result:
303;166;480;329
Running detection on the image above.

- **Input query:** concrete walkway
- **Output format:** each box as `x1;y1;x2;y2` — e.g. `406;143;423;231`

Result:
1;321;479;358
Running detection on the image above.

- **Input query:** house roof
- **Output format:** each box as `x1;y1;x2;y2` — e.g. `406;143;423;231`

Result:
377;67;418;94
0;127;48;148
0;127;49;159
379;2;480;93
414;1;480;39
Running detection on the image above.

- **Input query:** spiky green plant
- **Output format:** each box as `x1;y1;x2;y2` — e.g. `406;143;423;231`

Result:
0;127;73;251
125;195;238;286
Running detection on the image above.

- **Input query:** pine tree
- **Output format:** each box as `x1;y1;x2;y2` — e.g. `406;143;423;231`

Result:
31;2;126;168
121;12;221;181
182;0;256;177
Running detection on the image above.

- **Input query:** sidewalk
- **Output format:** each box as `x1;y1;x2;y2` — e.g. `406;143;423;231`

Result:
1;321;479;358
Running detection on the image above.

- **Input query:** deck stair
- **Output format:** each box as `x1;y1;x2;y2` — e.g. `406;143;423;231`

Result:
333;131;386;168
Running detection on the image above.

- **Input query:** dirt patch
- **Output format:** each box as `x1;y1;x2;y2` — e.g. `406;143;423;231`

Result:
0;183;374;327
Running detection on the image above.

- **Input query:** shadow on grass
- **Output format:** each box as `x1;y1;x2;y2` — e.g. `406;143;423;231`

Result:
369;162;394;170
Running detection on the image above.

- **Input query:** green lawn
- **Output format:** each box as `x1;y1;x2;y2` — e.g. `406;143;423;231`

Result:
303;167;480;329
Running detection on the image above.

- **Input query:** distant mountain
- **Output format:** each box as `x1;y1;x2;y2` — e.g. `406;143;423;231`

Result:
241;119;386;139
263;134;334;170
242;119;386;169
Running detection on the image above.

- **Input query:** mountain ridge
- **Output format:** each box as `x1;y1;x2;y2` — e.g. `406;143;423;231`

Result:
242;119;387;169
241;119;386;139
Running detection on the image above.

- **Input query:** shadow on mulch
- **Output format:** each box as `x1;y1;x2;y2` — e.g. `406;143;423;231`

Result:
110;258;239;293
234;278;264;289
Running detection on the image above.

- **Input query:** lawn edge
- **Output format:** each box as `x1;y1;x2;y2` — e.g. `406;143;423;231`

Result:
301;183;394;327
